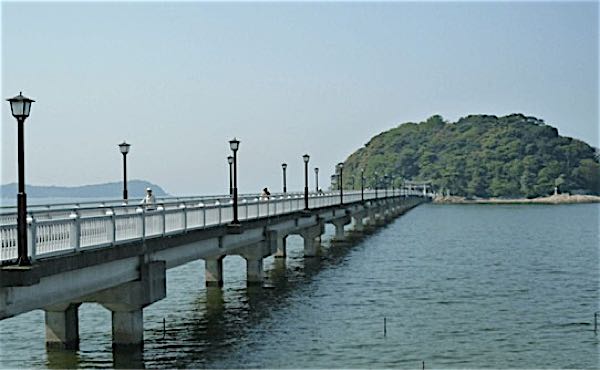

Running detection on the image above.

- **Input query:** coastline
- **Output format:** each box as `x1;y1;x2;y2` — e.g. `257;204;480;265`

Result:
433;194;600;205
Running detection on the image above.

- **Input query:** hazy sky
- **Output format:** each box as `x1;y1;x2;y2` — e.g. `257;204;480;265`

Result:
2;1;598;196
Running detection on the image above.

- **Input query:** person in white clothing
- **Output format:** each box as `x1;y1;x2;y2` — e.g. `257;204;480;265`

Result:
140;188;156;210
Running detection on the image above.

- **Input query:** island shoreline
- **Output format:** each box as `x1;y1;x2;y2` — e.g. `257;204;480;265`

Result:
432;194;600;205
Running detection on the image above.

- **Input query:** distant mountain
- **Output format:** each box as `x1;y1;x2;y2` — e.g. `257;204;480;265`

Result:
0;180;169;199
341;114;599;197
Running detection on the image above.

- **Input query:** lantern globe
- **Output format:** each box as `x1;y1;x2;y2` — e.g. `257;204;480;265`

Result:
6;92;35;120
119;141;131;155
229;138;240;151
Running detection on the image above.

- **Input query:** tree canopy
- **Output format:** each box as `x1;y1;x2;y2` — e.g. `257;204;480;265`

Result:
341;114;599;197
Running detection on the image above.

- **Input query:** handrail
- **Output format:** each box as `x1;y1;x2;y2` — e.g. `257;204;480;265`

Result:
0;191;423;264
0;191;305;213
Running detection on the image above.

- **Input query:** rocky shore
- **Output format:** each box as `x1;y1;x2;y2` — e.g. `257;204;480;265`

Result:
433;193;600;205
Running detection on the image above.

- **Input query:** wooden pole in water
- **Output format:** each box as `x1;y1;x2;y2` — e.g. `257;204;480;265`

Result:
422;361;425;370
594;312;598;333
163;317;166;339
384;317;387;336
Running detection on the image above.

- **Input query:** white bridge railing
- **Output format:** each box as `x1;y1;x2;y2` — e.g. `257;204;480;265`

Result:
0;189;426;263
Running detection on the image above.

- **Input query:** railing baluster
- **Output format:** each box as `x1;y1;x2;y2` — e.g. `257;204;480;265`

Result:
110;213;116;245
28;217;37;262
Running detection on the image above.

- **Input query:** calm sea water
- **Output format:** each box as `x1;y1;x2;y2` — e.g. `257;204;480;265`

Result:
1;203;598;368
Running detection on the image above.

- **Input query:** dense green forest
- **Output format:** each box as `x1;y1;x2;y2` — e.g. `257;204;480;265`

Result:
341;114;599;197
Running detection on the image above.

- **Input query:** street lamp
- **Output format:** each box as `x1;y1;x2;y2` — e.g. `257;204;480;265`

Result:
374;172;379;199
384;174;389;198
118;141;131;202
229;138;240;225
227;156;233;196
338;162;344;205
281;163;287;193
303;154;310;210
6;92;35;266
360;168;365;202
314;167;319;193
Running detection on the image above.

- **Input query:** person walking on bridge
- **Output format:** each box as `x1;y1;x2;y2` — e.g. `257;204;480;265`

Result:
261;187;271;200
140;187;156;210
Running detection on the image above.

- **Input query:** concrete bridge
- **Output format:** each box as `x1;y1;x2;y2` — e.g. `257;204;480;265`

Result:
0;189;428;351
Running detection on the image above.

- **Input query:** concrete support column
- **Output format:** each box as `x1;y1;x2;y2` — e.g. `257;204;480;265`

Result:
334;223;345;239
303;236;318;257
299;224;323;257
352;215;364;232
245;257;264;285
274;236;287;258
44;303;81;349
111;307;143;349
90;260;166;351
205;256;224;287
332;215;351;240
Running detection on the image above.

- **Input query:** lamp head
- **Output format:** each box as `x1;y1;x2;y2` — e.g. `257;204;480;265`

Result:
7;92;35;120
229;138;240;152
119;141;131;155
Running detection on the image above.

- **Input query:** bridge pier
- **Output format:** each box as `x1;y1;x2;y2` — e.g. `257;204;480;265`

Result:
365;207;379;226
299;224;323;257
331;215;351;240
205;256;224;287
44;303;81;349
274;235;287;258
93;261;166;350
106;305;144;350
352;214;365;232
245;257;264;286
235;242;270;286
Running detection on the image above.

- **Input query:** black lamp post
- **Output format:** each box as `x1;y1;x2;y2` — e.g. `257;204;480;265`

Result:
118;141;131;202
7;92;35;266
391;175;395;197
384;175;389;198
314;167;319;192
360;168;364;202
227;156;233;196
229;138;240;225
303;154;310;210
282;163;287;193
338;162;344;205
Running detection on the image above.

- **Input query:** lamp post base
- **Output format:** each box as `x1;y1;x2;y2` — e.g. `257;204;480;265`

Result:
17;256;31;266
301;209;312;217
227;223;243;234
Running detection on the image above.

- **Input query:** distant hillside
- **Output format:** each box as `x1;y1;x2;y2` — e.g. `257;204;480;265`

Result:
341;114;599;197
0;180;169;199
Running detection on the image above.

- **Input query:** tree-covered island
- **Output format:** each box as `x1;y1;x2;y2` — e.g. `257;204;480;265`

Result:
341;114;599;198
